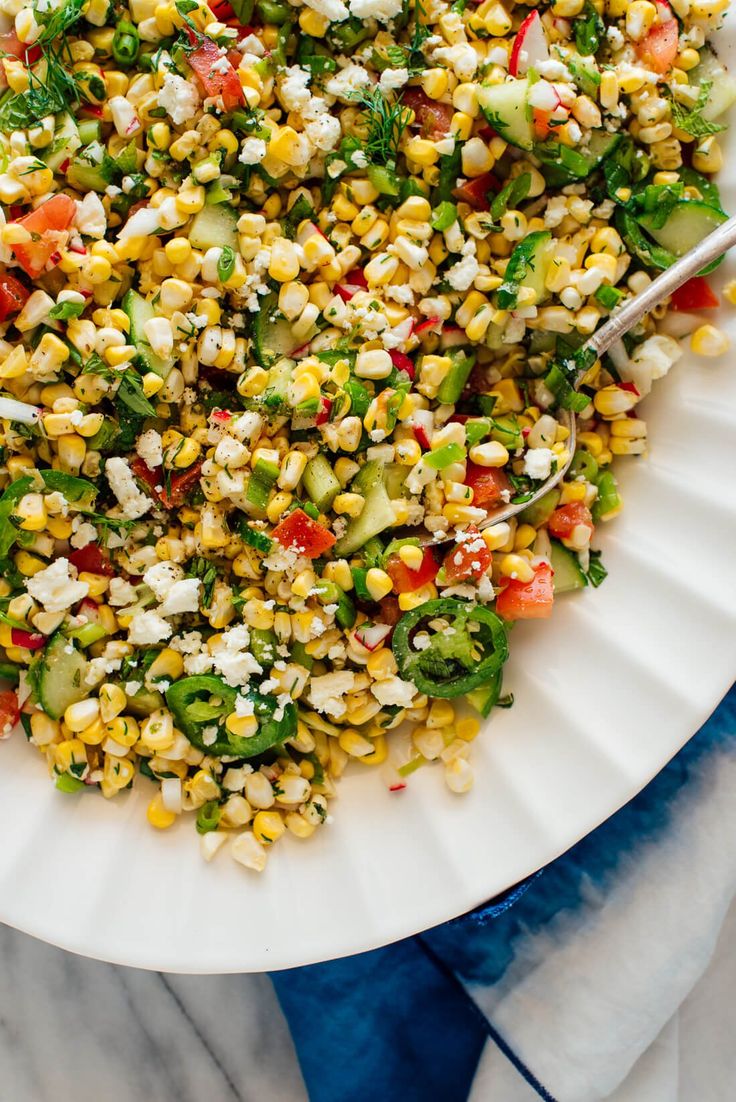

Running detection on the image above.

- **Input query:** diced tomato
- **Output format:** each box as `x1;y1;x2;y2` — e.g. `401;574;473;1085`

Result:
69;543;115;577
533;108;554;139
161;461;204;509
452;171;501;211
376;595;401;627
464;461;511;509
0;32;40;89
80;103;104;118
272;508;336;558
670;276;720;312
10;194;76;279
496;562;554;621
187;32;245;111
131;457;203;509
548;502;594;541
0;273;29;321
636;20;678;75
389;350;415;379
385;547;438;594
442;526;493;584
402;87;454;139
10;628;45;650
0;689;19;737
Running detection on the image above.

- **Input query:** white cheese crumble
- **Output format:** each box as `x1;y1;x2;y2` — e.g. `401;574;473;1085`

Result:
26;558;89;613
157;73;201;126
128;611;173;645
523;447;554;481
136;428;163;471
105;456;153;519
74;192;107;238
307;671;356;719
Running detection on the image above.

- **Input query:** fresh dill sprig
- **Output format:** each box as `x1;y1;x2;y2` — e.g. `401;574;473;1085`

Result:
410;0;432;60
348;87;411;168
33;0;86;44
669;79;725;139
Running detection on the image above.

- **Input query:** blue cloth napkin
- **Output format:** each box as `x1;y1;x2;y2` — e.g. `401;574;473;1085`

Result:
272;686;736;1102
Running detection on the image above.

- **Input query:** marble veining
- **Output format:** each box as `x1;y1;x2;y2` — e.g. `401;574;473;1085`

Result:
0;925;306;1102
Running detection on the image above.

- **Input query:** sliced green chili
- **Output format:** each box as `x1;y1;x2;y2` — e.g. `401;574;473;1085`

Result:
391;598;509;699
165;674;296;758
112;21;140;66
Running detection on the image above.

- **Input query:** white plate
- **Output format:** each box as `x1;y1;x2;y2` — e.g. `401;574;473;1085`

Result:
2;39;736;976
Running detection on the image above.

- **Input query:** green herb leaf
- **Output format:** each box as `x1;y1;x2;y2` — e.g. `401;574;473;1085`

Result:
217;246;236;283
117;371;157;417
669;79;725;139
49;299;85;321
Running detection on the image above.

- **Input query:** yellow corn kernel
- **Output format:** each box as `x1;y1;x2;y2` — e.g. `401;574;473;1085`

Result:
366;568;393;601
421;68;448;100
224;712;259;740
426;699;455;728
54;738;87;773
690;324;730;357
30;713;60;747
577;430;604;457
104;716;141;748
514;523;537;550
99;683;127;723
398;583;438;611
299;7;329;35
252;809;285;845
78;572;109;599
500;554;535;583
15;551;46;577
366;648;398;681
147;792;177;829
57;435;87;474
357;733;387;766
456;716;481;741
398;544;424;571
64;699;100;733
285;811;316;838
488;378;524;413
15;493;47;532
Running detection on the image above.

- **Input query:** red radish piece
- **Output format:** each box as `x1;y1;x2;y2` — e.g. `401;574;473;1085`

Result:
211;409;233;422
439;326;469;349
636;19;678;74
413;424;432;451
10;629;45;650
354;622;392;651
510;11;550;77
389;350;415;378
412;316;442;336
655;0;675;20
315;396;333;425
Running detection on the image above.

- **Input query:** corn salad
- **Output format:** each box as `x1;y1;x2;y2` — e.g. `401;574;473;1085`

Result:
0;0;730;871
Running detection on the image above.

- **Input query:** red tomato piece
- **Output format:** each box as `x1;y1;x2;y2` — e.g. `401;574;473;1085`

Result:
68;543;115;577
442;526;492;584
636;20;678;75
496;562;554;621
548;502;594;541
187;32;245;111
452;171;501;211
670;276;720;312
402;87;454;139
464;461;511;509
160;461;204;509
377;595;401;627
131;456;162;492
10;194;77;278
0;32;40;88
385;547;439;594
0;689;19;738
271;509;336;558
0;273;29;321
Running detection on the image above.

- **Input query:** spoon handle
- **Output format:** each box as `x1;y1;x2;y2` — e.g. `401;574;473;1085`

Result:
586;214;736;360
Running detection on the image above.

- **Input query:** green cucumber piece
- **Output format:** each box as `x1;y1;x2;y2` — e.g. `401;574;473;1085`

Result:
303;453;341;512
45;112;81;173
126;687;165;717
638;200;728;260
536;130;621;187
567;55;600;98
478;78;534;151
66;156;110;194
32;634;89;721
253;292;298;369
466;668;502;718
497;230;553;309
691;46;736;122
518;487;561;528
263;356;295;409
122;289;174;379
188;203;238;252
437;349;475;405
550;540;586;594
334;461;396;557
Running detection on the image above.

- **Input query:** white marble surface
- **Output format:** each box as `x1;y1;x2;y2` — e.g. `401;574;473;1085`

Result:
0;924;307;1102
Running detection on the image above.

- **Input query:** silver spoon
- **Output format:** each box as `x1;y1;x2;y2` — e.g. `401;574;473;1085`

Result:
431;213;736;538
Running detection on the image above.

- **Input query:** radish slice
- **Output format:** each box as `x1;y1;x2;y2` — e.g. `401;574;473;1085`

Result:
10;629;45;650
510;11;549;78
0;397;41;424
353;622;392;652
655;0;675;20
